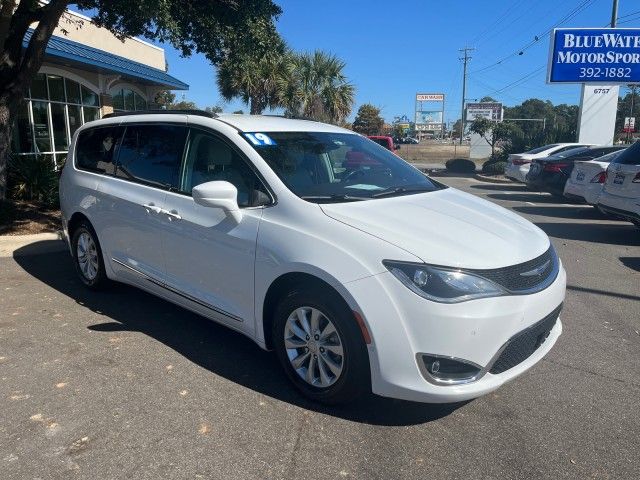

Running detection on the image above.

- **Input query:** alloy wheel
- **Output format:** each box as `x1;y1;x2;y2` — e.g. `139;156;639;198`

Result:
76;231;99;281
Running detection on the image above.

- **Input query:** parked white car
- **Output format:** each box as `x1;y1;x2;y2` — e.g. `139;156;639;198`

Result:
563;150;624;205
59;111;565;404
598;142;640;227
506;143;590;183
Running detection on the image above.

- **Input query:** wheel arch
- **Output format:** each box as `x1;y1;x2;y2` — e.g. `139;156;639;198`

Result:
261;271;369;351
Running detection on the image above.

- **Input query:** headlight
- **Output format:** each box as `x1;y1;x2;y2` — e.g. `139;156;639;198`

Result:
383;260;506;303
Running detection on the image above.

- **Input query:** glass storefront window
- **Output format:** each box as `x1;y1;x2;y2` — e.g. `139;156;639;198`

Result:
12;73;102;163
134;92;147;111
48;75;65;102
30;73;48;100
51;103;68;151
112;89;124;110
81;85;99;107
124;89;135;110
68;105;82;139
83;107;100;123
31;101;52;153
66;79;81;104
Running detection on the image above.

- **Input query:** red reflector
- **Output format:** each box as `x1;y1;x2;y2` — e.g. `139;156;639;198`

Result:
352;311;372;345
590;172;606;183
512;159;529;166
544;163;569;172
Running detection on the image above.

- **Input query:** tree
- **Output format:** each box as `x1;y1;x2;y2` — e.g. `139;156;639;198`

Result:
154;90;176;108
469;118;520;156
0;0;281;199
280;51;355;124
233;110;245;114
451;119;463;138
168;97;197;110
216;29;288;114
205;105;223;114
352;104;384;135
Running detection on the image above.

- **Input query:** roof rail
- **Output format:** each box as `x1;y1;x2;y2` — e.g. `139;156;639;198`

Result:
102;109;217;119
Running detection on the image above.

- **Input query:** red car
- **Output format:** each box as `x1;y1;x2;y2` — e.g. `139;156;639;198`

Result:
367;135;399;151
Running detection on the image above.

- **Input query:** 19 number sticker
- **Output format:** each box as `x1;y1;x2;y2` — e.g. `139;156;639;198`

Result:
244;133;276;146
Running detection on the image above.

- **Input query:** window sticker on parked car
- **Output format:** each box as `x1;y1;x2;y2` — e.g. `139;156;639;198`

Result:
244;133;276;146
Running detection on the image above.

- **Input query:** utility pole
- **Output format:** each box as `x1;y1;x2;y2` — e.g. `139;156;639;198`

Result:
459;47;474;145
610;0;618;27
628;85;636;143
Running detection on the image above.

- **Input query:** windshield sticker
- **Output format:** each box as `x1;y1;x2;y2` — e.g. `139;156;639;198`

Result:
345;184;385;191
244;133;276;146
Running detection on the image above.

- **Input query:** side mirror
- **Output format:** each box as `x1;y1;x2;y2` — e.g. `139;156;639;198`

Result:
192;181;242;223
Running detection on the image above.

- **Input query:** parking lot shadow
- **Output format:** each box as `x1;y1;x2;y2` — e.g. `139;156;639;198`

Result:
470;184;528;192
513;205;606;220
620;257;640;273
487;193;560;203
534;222;640;246
12;244;464;426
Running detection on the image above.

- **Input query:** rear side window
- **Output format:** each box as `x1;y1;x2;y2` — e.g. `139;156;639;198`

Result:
116;124;188;189
75;126;123;174
613;141;640;165
525;144;558;154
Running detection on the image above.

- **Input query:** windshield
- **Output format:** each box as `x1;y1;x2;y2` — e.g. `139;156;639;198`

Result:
243;132;443;202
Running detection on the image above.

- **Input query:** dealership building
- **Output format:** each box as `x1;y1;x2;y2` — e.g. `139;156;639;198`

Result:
12;9;189;167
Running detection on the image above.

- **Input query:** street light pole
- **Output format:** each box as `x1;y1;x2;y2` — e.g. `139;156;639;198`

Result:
610;0;618;27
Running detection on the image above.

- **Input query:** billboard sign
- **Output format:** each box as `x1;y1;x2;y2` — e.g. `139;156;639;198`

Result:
624;117;636;132
415;110;443;124
548;28;640;84
466;102;503;122
415;123;444;131
416;93;444;101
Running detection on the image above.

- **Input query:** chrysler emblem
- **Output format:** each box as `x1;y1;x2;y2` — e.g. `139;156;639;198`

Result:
520;260;551;277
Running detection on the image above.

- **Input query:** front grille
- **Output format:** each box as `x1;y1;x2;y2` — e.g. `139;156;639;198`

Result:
490;304;562;375
469;246;558;293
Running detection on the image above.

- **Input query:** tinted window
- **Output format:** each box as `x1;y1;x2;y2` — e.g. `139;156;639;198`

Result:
553;145;587;154
183;130;270;207
75;126;123;174
613;141;640;165
116;124;187;188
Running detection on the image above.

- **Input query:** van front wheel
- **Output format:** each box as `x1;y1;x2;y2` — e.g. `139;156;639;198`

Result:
71;222;108;290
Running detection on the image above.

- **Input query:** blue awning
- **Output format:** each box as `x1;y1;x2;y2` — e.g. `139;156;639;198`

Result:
24;29;188;90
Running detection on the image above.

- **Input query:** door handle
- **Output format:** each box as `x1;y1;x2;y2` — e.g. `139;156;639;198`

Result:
165;210;182;221
143;203;162;214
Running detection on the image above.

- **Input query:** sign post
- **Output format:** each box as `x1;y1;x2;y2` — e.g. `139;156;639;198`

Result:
547;28;640;145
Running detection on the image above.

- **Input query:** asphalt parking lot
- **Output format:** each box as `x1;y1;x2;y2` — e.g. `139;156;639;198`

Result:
1;175;639;479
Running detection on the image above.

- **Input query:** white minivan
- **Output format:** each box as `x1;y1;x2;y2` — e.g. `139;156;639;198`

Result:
59;111;565;404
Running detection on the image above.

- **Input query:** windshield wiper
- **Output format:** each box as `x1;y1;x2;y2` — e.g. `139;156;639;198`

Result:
300;194;367;203
371;186;432;198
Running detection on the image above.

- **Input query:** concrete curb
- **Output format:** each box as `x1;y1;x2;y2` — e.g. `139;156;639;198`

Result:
473;174;514;184
0;231;67;258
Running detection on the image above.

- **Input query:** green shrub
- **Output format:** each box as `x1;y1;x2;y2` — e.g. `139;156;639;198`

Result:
445;158;476;173
482;160;507;175
7;154;59;208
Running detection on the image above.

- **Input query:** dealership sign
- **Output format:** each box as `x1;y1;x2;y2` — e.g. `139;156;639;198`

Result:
548;28;640;84
416;93;444;101
466;102;503;122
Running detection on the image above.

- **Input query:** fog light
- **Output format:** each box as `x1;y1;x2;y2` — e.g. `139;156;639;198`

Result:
421;355;482;384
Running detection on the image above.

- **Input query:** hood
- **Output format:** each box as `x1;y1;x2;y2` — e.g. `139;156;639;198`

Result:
320;187;549;269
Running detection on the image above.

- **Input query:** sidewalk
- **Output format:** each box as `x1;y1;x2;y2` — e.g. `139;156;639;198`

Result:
0;231;66;257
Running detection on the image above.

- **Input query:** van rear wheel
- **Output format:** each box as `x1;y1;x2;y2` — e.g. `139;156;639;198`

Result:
71;222;108;290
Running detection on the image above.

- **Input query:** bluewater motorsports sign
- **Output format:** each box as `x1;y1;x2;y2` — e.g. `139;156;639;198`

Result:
548;28;640;84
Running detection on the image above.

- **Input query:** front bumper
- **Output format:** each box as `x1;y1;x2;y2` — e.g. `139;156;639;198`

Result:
346;264;566;403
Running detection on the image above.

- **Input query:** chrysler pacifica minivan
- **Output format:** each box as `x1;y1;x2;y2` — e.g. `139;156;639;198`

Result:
59;110;566;404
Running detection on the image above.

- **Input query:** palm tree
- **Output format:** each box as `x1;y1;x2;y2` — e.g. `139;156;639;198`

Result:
280;51;355;124
216;38;289;115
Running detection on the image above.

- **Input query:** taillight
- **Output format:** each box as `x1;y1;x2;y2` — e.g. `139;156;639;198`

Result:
543;162;569;172
512;159;530;166
590;172;606;183
633;172;640;183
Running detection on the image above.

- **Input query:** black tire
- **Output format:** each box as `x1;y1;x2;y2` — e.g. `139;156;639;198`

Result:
272;287;370;404
71;221;109;290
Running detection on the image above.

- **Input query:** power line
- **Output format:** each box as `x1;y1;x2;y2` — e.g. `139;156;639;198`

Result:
470;0;596;75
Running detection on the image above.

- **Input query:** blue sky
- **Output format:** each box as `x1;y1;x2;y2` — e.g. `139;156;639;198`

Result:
155;0;639;123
